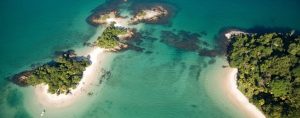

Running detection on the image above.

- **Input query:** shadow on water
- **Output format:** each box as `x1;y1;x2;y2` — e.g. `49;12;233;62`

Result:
246;26;299;34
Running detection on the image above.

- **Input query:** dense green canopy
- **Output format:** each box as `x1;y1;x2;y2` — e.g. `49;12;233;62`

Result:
14;51;91;95
227;32;300;118
96;24;127;48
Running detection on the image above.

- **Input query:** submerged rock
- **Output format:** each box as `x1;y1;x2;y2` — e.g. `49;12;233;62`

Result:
160;30;203;51
100;68;112;82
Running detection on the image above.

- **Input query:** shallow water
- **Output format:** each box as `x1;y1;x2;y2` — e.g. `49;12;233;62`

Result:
0;0;300;118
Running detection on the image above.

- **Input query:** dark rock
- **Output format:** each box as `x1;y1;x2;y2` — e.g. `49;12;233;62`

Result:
88;92;94;96
222;65;228;68
11;71;32;87
65;50;77;58
54;49;76;58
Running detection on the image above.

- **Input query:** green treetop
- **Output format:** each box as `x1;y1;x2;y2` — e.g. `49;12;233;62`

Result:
227;32;300;118
96;24;127;49
13;50;91;95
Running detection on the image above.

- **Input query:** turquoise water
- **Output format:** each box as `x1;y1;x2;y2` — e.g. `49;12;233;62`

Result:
0;0;102;117
1;0;300;118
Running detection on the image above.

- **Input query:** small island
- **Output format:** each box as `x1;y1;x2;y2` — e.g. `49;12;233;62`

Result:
130;6;168;24
87;5;170;26
88;11;130;27
12;50;91;95
227;32;300;117
86;5;171;51
96;24;127;48
89;11;119;25
94;24;135;51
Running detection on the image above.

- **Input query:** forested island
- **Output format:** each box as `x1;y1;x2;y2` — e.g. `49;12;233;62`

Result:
12;50;91;95
96;24;127;49
227;32;300;117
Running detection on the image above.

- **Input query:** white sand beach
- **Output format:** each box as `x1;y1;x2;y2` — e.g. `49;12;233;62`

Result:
225;30;247;39
221;31;265;118
205;60;265;118
223;68;266;118
106;17;130;27
35;47;105;108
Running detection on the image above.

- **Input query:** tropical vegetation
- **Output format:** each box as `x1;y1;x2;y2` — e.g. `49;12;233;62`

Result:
227;32;300;118
12;50;91;95
96;24;127;48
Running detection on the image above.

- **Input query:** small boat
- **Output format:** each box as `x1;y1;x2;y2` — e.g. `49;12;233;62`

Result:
40;109;46;117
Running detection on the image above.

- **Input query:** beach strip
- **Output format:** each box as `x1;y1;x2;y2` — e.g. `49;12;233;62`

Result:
224;68;266;118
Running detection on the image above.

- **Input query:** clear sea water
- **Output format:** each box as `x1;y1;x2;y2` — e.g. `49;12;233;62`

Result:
0;0;299;118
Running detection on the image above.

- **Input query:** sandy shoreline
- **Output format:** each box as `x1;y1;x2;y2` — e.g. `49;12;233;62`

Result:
35;47;105;108
223;31;265;118
223;68;265;118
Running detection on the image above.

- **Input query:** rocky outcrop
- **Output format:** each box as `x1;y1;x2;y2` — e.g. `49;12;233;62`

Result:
130;6;169;24
11;71;32;87
88;11;121;26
